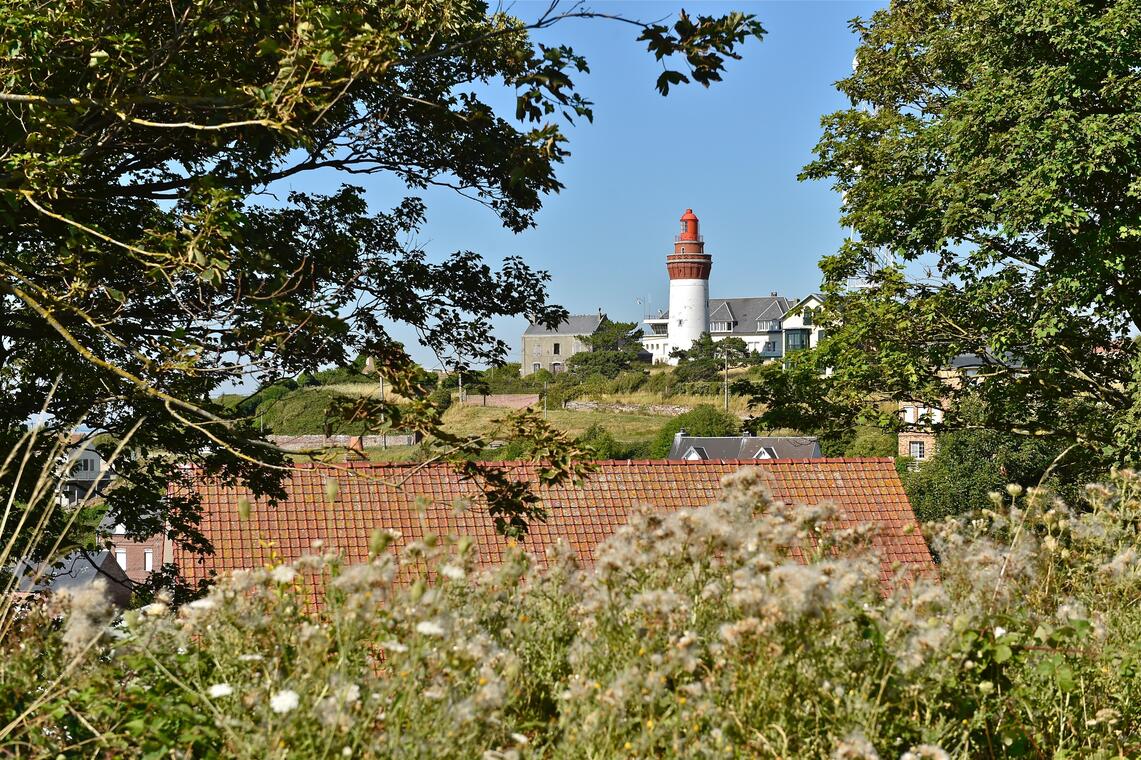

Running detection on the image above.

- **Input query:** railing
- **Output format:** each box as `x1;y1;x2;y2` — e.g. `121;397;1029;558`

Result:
674;233;704;243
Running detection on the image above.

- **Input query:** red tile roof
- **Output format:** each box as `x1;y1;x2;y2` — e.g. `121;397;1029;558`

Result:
172;458;934;588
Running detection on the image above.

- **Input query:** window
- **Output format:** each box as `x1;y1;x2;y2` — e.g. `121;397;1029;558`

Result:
909;440;926;460
551;362;564;373
552;342;560;355
763;341;776;353
114;549;127;570
757;319;779;332
651;323;667;335
786;331;809;350
802;308;815;326
531;344;540;356
144;549;154;572
711;321;732;333
532;363;541;373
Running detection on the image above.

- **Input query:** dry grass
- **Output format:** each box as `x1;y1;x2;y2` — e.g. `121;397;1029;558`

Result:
585;391;753;415
441;404;667;442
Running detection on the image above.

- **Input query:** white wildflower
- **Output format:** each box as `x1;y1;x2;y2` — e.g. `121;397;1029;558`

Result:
511;733;529;745
188;598;216;611
993;626;1007;638
270;689;300;714
380;640;408;653
901;746;950;760
271;565;297;584
439;564;465;580
61;582;114;655
416;620;445;637
207;683;233;698
141;601;168;617
832;731;879;760
238;653;264;662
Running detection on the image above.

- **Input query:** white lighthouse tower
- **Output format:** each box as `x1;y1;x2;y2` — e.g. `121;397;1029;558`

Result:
665;208;711;363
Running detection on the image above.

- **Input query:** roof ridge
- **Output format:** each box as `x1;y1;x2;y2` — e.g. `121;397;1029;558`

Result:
280;457;896;473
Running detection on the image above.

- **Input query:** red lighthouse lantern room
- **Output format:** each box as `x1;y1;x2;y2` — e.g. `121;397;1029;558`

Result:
678;208;699;242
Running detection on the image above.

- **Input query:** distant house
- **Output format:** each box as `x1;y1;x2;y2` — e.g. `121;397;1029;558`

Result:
171;458;935;592
101;517;166;585
521;312;605;376
13;550;133;609
896;353;1023;465
60;435;114;506
898;403;943;464
668;432;821;461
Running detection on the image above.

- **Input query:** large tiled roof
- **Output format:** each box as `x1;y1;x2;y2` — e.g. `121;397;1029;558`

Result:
173;459;933;590
523;314;604;336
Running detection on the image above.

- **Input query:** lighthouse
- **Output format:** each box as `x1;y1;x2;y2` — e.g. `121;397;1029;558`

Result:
665;208;711;361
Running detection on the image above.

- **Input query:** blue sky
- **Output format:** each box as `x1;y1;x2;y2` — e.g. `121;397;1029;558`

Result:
294;1;884;369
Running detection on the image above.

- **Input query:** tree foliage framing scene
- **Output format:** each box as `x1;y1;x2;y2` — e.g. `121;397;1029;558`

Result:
0;0;764;562
7;0;1141;757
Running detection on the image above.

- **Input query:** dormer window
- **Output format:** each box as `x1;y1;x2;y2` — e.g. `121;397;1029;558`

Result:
711;321;732;333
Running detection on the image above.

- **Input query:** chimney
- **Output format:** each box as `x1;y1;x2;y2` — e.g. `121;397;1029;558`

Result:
770;291;778;297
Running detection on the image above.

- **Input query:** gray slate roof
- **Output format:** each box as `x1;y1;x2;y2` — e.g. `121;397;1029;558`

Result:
13;550;133;607
668;435;822;461
708;297;793;336
524;314;604;336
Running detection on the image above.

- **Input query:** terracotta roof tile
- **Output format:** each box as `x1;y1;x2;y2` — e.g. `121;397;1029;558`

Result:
172;458;934;589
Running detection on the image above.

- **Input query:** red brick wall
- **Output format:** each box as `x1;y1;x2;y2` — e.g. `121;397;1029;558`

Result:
107;534;166;583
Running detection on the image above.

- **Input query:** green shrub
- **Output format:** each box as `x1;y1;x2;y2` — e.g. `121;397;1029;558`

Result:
844;428;898;457
642;370;680;398
429;386;453;413
8;470;1141;757
607;370;647;394
903;429;1082;522
650;404;740;457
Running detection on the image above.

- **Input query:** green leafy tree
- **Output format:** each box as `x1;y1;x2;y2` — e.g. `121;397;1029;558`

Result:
745;0;1141;473
671;333;755;383
650;404;740;457
0;1;764;569
567;319;645;379
902;429;1079;522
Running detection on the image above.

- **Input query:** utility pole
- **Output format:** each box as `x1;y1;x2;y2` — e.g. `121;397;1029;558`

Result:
724;347;730;413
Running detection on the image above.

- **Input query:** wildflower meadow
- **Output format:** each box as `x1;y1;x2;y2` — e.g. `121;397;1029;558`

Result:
2;468;1140;757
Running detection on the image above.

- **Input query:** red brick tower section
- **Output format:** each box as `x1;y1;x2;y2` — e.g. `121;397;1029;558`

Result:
666;209;712;280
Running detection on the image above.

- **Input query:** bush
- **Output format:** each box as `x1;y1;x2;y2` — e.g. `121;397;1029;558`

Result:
429;386;453;413
642;370;680;398
8;470;1141;757
902;429;1081;522
650;404;739;457
844;428;898;457
575;424;623;459
606;370;647;395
